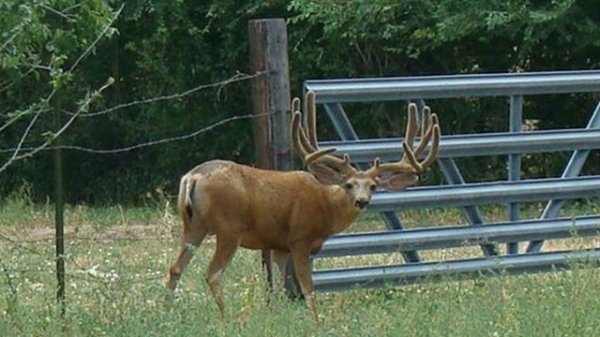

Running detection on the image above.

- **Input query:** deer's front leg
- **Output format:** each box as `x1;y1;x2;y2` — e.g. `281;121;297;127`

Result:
271;250;290;288
289;243;319;321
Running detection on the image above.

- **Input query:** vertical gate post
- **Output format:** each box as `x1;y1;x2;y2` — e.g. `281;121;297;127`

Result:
507;95;523;254
249;18;297;298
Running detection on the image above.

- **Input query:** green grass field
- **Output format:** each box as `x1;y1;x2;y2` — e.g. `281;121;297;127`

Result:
1;193;600;336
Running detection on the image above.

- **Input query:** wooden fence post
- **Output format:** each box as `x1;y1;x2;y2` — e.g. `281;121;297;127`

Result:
249;18;300;298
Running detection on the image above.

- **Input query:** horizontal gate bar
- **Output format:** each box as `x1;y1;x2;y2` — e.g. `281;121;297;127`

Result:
305;70;600;103
313;249;600;292
321;128;600;162
370;176;600;211
316;216;600;258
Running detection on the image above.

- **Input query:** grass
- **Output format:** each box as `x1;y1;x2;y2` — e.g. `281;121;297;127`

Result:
1;192;600;336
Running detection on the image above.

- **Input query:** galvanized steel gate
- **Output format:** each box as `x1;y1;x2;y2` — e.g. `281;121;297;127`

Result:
303;70;600;292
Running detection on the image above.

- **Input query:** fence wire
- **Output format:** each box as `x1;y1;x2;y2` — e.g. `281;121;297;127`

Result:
0;70;269;159
0;66;273;301
70;71;267;118
0;230;184;292
0;5;125;174
0;229;226;314
0;111;271;155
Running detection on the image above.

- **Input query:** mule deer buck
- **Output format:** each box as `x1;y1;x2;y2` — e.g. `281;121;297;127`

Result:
166;91;441;320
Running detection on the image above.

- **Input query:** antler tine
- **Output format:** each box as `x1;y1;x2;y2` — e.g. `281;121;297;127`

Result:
401;103;419;162
292;97;301;116
412;105;433;158
418;116;441;170
294;95;317;153
403;118;441;172
291;92;354;172
400;105;441;173
293;94;321;156
305;90;319;150
401;141;422;172
293;109;334;164
291;110;310;159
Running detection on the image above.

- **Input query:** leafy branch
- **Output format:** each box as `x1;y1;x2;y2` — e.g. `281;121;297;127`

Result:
0;77;114;173
0;3;123;173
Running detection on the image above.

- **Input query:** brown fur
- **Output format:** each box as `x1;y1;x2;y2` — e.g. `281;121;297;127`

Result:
166;160;372;320
166;94;440;321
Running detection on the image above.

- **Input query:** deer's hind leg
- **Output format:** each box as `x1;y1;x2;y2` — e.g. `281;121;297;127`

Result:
166;215;209;296
206;232;240;319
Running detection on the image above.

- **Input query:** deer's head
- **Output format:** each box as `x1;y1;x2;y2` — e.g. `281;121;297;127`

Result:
291;91;440;210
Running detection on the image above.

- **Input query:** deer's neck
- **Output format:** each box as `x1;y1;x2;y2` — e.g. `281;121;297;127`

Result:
325;186;361;234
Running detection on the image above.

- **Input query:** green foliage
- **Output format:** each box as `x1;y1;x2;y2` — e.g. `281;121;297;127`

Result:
288;0;600;74
289;0;437;76
2;0;600;204
288;0;600;182
0;0;115;96
68;0;291;203
0;0;117;200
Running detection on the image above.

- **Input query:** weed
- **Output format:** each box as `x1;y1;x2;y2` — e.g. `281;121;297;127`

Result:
1;202;600;336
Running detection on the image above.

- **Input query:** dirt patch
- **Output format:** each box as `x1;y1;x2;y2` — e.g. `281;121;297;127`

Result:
0;223;223;248
1;224;175;243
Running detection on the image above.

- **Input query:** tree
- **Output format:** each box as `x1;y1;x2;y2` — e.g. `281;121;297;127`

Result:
0;0;118;198
3;0;600;204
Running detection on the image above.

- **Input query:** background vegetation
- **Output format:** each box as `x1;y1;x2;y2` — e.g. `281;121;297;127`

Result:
2;0;600;204
3;2;600;335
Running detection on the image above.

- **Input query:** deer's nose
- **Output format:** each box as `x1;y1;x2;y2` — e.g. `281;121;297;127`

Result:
355;199;369;209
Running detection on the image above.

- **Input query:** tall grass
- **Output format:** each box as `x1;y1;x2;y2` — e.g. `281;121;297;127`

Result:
2;237;599;336
1;192;600;336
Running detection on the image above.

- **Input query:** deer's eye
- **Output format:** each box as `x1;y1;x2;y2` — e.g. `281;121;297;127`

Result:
344;183;353;190
370;184;376;191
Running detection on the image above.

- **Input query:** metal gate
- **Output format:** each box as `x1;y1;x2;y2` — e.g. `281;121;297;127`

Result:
303;70;600;292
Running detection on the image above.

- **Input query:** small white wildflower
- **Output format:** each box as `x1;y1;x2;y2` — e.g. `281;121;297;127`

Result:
31;283;44;291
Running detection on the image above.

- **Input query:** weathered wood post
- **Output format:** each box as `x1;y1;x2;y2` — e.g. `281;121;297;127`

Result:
249;19;298;297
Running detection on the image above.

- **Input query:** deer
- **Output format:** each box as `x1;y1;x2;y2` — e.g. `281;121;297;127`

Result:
165;90;441;321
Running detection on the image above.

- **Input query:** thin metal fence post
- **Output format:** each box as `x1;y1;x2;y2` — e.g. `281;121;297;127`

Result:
53;108;66;317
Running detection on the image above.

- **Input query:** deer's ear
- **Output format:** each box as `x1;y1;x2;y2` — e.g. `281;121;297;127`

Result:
375;167;419;191
308;162;347;185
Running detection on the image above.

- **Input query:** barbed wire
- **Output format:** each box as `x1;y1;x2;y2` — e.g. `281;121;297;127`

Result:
0;260;166;290
58;111;271;154
0;230;196;294
0;6;269;173
0;4;274;294
0;79;114;173
1;233;175;244
0;111;272;155
0;5;124;174
0;69;269;156
0;105;50;134
0;231;173;289
68;70;269;118
0;232;51;256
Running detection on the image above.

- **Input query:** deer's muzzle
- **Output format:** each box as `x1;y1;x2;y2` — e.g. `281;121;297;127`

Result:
354;199;369;209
